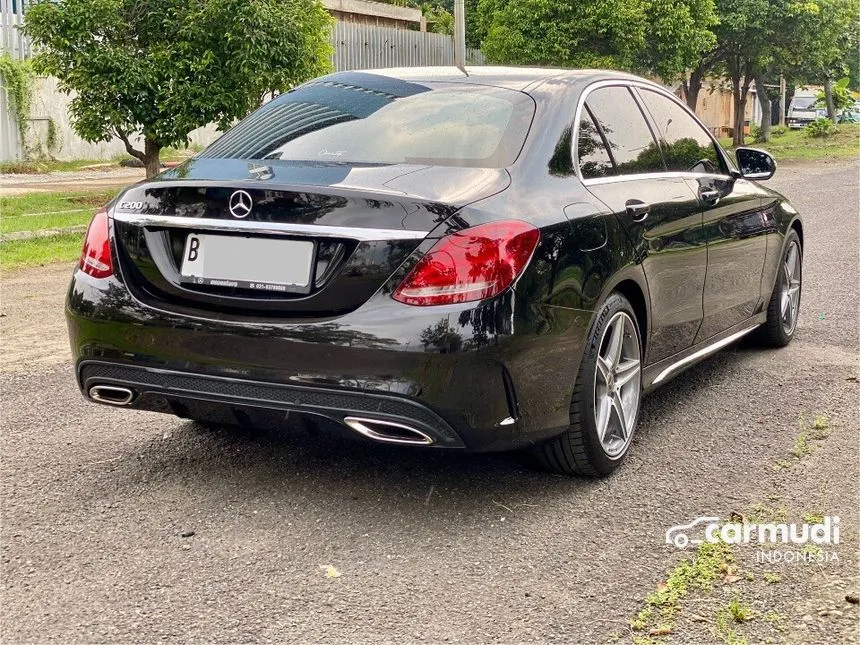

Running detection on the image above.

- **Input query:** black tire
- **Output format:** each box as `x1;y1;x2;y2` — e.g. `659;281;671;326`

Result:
530;292;643;477
755;229;802;347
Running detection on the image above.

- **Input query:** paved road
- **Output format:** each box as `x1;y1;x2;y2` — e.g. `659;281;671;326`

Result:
1;160;858;643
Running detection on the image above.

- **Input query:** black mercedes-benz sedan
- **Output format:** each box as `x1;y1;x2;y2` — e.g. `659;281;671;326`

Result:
67;67;803;476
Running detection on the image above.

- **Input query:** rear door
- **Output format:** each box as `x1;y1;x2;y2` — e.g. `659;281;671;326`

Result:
577;85;707;364
635;88;769;342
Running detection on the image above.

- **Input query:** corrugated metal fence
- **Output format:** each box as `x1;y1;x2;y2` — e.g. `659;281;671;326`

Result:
331;21;484;70
1;0;28;61
1;0;28;160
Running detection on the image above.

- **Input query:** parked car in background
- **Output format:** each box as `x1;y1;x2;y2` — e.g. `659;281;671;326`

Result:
787;89;820;128
838;102;860;123
67;67;804;477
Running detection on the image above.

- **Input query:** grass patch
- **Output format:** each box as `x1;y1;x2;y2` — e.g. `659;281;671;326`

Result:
0;190;115;235
630;541;734;638
762;610;787;633
773;413;831;469
0;145;200;175
791;430;812;458
0;231;82;271
714;597;754;644
810;415;830;439
726;597;754;622
803;511;825;524
763;571;781;584
0;158;111;174
720;123;860;162
747;502;787;524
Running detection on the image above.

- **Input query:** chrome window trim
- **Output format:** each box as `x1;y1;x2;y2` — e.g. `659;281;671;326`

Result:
572;79;735;186
581;171;734;187
111;212;430;241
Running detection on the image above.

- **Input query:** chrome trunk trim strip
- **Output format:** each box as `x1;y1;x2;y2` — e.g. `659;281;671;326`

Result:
112;212;430;241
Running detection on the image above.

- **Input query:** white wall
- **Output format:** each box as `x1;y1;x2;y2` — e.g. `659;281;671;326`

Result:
21;76;220;161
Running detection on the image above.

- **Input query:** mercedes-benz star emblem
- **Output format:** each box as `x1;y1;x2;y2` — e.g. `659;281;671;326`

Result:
229;190;253;219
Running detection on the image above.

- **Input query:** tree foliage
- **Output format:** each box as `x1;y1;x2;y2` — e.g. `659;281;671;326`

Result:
477;0;716;80
24;0;332;177
815;77;854;110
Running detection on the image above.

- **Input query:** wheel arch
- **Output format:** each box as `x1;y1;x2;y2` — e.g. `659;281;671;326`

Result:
790;217;803;250
597;267;650;356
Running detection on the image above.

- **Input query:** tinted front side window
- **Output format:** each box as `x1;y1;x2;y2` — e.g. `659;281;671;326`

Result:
584;87;664;175
199;74;535;168
637;89;725;174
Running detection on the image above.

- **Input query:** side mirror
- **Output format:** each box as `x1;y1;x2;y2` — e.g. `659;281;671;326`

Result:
735;147;776;180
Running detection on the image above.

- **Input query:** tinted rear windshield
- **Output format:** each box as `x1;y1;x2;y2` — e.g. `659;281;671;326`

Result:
199;73;535;168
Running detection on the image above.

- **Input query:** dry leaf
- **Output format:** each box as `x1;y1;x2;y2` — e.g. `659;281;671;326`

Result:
319;564;342;578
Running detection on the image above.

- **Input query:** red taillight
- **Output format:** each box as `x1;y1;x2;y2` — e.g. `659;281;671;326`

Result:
393;220;540;306
79;207;113;279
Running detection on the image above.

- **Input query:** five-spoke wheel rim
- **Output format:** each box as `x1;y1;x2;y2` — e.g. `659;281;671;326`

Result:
780;240;801;335
593;311;641;458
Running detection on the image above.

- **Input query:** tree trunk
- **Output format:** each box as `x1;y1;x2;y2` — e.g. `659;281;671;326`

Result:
728;56;753;148
823;78;837;122
143;138;162;178
754;73;771;142
685;66;704;111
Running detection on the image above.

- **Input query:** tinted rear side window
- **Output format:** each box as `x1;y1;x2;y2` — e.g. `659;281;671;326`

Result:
637;89;725;174
199;74;535;168
584;86;664;175
576;109;615;179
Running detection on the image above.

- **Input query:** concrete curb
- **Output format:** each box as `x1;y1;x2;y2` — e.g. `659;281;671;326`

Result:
1;226;87;243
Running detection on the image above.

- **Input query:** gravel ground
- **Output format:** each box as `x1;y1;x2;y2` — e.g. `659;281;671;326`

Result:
1;160;858;643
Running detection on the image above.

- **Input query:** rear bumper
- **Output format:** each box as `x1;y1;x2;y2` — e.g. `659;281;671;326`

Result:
67;270;588;451
78;360;467;447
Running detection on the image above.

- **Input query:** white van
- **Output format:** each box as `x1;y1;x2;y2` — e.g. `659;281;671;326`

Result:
787;88;824;128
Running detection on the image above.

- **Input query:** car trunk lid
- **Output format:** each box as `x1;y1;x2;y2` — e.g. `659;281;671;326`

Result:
111;159;510;320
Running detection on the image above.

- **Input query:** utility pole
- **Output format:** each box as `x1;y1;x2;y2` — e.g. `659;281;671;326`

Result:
779;75;786;127
454;0;465;69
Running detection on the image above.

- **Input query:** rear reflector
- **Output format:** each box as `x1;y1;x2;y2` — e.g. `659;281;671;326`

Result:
393;220;540;306
80;207;113;279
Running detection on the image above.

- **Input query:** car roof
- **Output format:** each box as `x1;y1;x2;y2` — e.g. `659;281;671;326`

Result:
322;66;642;92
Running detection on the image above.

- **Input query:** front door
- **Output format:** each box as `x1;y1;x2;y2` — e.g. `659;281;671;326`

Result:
576;85;707;364
633;87;769;341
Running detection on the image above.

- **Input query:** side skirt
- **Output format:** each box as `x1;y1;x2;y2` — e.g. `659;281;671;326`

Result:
642;314;766;392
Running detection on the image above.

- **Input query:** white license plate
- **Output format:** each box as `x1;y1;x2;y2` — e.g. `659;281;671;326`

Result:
180;234;314;292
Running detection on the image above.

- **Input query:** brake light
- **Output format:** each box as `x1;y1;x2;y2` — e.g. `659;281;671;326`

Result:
79;207;113;278
393;220;540;306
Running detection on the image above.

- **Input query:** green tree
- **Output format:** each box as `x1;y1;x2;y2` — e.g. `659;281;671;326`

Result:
476;0;716;80
421;4;455;34
708;0;776;146
815;77;855;111
779;0;858;122
24;0;332;177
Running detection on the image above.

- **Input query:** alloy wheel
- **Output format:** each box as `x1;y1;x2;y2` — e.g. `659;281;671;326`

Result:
593;311;642;458
780;240;802;335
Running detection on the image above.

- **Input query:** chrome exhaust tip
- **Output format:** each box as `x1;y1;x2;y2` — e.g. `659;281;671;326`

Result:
343;416;435;446
88;385;135;406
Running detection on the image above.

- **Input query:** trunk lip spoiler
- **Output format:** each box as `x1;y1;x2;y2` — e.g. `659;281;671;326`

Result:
112;212;429;241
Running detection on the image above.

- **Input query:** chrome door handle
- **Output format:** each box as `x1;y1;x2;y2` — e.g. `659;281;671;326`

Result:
700;189;720;206
625;200;650;222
